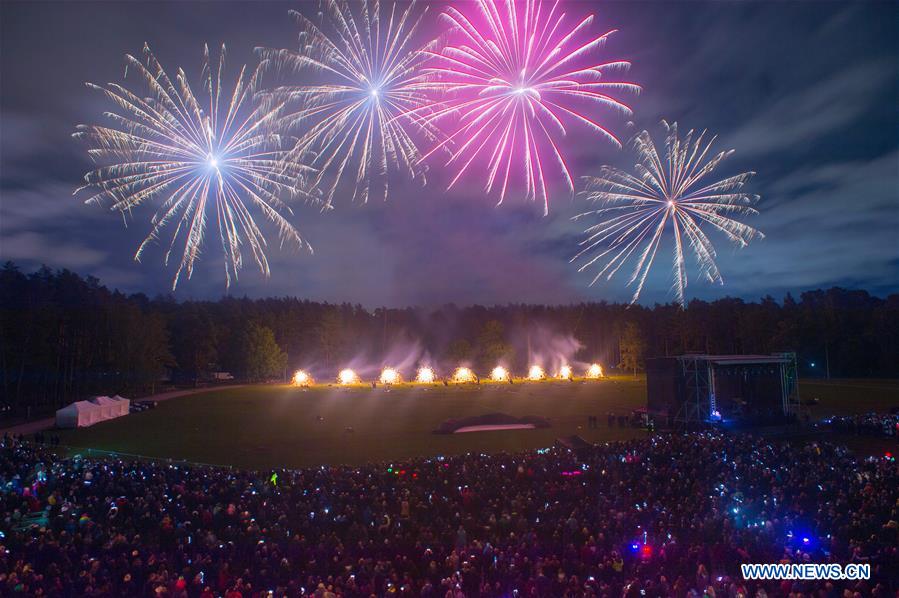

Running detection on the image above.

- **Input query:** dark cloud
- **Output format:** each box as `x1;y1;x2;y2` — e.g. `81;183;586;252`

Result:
722;151;899;294
1;0;896;306
0;231;104;269
725;59;895;160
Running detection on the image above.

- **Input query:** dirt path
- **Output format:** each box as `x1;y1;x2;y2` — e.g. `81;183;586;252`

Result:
0;385;247;436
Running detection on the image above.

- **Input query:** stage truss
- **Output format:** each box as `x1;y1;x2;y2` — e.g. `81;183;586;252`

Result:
672;353;800;427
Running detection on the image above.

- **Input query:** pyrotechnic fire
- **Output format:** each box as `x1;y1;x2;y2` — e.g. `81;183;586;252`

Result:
585;363;604;379
452;367;476;383
379;367;401;385
338;368;360;385
527;365;546;381
292;370;312;386
416;367;436;384
74;44;314;290
558;365;573;379
258;0;436;204
425;0;639;214
574;121;763;306
491;366;510;382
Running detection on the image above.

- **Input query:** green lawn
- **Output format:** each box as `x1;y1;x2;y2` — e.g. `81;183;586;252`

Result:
800;379;899;417
55;377;647;469
53;377;898;469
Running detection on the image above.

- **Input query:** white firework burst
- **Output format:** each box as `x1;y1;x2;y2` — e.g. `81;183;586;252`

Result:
573;121;764;306
257;0;441;206
74;43;316;290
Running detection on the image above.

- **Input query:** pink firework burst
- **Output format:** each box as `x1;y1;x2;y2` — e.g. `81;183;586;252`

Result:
422;0;640;214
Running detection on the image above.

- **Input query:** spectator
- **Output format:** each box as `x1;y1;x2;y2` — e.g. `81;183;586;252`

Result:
0;432;895;596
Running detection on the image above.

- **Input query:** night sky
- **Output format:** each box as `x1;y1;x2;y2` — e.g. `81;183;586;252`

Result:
1;1;897;307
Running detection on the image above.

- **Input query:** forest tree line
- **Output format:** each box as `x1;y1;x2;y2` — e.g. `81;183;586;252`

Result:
1;262;897;415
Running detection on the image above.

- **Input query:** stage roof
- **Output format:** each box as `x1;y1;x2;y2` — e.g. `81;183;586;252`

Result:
679;354;793;366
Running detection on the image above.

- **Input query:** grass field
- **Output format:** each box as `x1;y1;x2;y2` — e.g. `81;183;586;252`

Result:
800;378;898;417
55;378;648;469
53;377;898;469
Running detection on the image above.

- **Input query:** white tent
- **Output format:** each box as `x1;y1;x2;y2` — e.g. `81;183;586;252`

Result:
91;396;130;420
90;396;117;420
55;401;103;428
109;395;131;417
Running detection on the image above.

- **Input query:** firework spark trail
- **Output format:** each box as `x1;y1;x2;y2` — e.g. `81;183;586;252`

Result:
74;44;316;290
573;121;764;307
257;0;442;206
422;0;640;214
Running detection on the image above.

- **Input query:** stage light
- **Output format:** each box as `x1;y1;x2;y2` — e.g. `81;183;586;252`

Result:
527;365;545;380
585;363;603;378
338;368;359;385
379;367;401;385
416;366;436;383
490;366;510;382
292;370;312;386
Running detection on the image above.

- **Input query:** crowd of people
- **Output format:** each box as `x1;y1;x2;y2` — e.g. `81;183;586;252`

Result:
823;413;899;439
1;432;896;597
